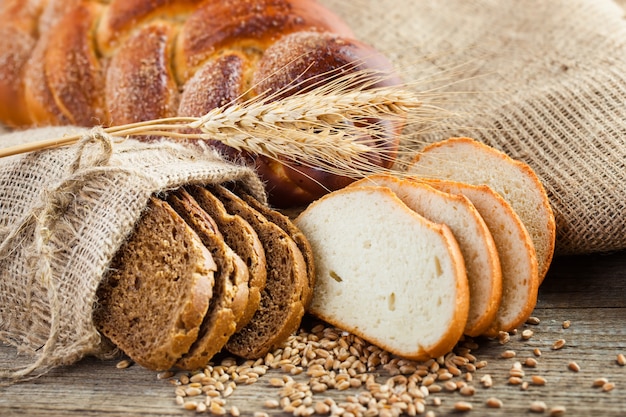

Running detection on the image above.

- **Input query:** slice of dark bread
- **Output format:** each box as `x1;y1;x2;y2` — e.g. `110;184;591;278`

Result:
167;189;250;370
185;185;266;331
207;185;309;359
93;197;216;371
235;189;316;309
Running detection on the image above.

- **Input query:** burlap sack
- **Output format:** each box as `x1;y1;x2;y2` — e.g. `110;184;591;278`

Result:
323;0;626;255
0;127;266;382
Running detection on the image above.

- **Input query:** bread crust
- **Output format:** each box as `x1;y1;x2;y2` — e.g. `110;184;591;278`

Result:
296;185;469;361
42;2;106;125
423;179;540;336
235;189;316;309
211;185;309;359
409;137;556;283
93;197;216;371
167;189;250;370
350;174;502;337
175;0;354;81
0;0;400;207
105;22;180;125
0;0;44;126
186;185;267;332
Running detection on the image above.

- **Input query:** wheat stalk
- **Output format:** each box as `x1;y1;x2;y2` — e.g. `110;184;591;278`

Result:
0;76;425;178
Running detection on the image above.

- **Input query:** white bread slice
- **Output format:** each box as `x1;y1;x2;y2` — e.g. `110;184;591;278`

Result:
422;179;539;336
350;174;501;337
295;186;469;360
407;137;556;283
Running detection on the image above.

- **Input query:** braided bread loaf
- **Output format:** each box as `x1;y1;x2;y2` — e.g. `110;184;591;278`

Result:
0;0;401;207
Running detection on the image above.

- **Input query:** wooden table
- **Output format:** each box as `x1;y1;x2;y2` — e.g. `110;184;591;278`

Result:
1;250;625;417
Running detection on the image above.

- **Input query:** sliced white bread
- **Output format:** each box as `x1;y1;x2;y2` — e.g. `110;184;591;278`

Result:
350;174;501;337
295;185;469;361
422;179;539;336
407;137;556;283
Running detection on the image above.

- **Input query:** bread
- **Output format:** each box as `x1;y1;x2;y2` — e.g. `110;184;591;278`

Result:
350;174;501;337
93;197;216;371
407;137;556;283
295;185;469;361
421;179;539;336
208;185;309;359
0;0;402;207
166;189;250;370
234;188;316;308
185;185;266;331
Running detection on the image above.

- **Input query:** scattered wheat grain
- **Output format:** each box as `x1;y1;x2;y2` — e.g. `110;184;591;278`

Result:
486;397;503;408
498;331;511;344
183;401;198;411
530;401;547;413
481;374;493;388
531;375;547;386
158;371;174;380
593;377;609;387
116;359;132;369
454;401;473;412
501;350;516;359
602;382;616;392
525;357;538;368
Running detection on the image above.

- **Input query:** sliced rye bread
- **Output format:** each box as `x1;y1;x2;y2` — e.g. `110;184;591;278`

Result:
167;189;250;370
295;185;469;361
186;185;267;331
422;179;539;336
208;185;309;359
233;188;316;308
93;197;216;371
407;137;556;283
350;174;502;337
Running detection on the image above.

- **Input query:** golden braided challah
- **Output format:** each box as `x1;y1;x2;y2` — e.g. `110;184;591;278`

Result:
0;0;401;206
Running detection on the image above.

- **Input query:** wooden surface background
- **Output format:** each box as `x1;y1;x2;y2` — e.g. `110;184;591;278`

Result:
1;250;626;417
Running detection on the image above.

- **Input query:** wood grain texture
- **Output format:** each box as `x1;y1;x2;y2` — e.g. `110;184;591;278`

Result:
1;251;626;416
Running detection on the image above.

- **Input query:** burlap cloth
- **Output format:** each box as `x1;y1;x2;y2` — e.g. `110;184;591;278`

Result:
0;127;266;382
323;0;626;255
2;0;626;381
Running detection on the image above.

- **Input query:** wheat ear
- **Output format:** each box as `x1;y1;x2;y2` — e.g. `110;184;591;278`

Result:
0;81;422;177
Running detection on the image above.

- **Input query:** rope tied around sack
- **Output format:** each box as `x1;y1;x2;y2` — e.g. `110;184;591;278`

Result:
0;128;138;383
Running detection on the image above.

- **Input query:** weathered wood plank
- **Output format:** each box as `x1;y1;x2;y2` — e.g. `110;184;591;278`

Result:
1;251;626;416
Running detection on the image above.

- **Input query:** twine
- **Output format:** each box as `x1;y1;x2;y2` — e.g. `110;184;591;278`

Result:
0;129;131;382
